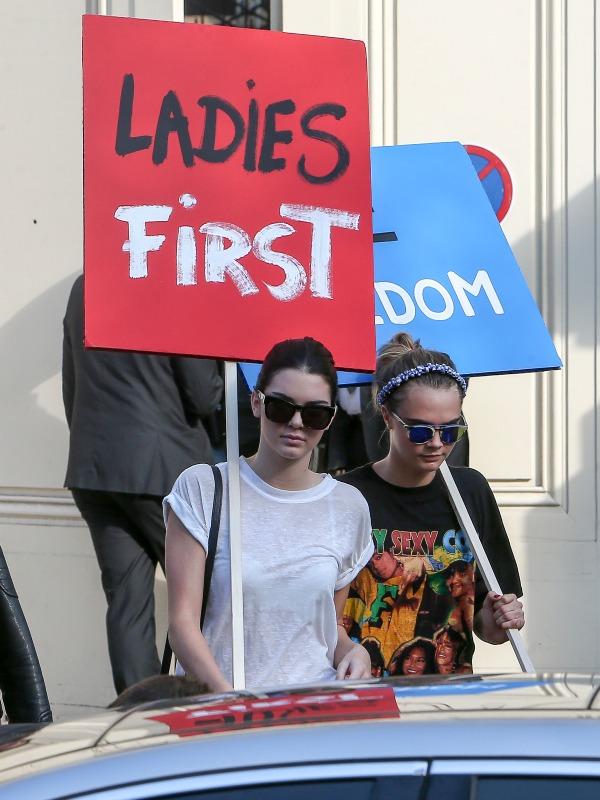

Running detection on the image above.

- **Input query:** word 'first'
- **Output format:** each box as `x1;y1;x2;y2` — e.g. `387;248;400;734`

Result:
114;200;359;302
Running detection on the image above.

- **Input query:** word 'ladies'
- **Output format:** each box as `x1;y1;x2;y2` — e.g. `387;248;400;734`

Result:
115;75;350;184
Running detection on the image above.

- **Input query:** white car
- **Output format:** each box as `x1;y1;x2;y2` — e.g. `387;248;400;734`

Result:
0;673;599;800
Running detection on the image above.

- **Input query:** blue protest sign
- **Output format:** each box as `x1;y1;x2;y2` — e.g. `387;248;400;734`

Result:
368;142;560;377
240;141;560;389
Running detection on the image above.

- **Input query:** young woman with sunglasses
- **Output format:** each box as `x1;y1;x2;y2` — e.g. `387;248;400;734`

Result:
339;333;524;675
164;337;374;691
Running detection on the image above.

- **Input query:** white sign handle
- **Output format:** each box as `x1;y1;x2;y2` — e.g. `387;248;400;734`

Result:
224;361;245;689
439;461;535;673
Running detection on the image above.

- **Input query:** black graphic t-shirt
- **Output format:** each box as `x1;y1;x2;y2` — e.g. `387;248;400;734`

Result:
339;464;522;676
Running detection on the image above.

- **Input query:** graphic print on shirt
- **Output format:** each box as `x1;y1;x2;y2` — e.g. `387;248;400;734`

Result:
344;526;476;676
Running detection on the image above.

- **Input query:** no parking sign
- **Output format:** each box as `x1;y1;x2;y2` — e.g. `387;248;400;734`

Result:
465;144;513;222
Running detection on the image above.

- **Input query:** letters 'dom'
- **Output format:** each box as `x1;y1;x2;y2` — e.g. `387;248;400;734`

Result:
83;15;375;371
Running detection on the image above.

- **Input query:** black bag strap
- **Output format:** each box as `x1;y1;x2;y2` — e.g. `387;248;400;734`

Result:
201;465;223;629
161;464;223;675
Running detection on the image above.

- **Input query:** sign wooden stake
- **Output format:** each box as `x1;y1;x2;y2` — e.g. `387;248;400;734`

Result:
225;361;246;689
440;461;534;673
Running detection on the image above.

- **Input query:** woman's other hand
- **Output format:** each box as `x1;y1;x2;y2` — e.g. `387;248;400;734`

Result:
336;643;372;680
475;591;524;645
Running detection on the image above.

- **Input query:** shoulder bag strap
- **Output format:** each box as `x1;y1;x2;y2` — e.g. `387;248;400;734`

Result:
161;464;224;675
200;464;223;629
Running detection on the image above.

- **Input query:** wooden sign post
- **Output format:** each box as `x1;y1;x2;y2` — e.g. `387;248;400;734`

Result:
224;362;245;688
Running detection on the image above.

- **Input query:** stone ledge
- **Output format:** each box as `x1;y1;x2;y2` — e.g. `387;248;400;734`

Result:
0;491;82;526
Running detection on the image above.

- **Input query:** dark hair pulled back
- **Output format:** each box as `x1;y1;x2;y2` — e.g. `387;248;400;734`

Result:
256;337;337;403
374;333;463;408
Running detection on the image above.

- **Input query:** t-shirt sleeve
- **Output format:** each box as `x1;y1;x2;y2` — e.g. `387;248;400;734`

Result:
163;465;213;553
335;488;375;591
456;468;523;611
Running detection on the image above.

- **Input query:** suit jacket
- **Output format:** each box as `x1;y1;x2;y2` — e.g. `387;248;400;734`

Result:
62;276;223;496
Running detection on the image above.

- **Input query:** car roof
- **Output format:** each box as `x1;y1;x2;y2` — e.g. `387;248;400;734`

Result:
1;673;599;793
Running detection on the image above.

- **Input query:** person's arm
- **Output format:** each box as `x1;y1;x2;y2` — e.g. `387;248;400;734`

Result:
474;592;524;644
459;469;525;646
171;357;224;420
165;510;232;692
333;585;371;680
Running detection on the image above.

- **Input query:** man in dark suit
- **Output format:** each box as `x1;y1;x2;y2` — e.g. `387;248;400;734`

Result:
62;275;223;693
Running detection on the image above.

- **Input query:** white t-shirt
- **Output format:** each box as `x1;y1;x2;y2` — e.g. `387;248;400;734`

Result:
163;457;373;690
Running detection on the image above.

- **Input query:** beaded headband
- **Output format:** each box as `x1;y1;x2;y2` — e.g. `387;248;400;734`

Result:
376;363;468;406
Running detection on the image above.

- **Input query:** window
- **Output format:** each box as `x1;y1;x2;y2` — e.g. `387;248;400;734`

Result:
184;0;269;29
165;776;423;800
426;774;600;800
478;777;600;800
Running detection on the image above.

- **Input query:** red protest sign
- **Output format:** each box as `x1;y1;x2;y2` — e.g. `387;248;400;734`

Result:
83;15;375;371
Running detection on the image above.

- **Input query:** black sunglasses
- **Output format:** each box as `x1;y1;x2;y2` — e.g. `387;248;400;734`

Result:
390;411;468;445
256;390;336;430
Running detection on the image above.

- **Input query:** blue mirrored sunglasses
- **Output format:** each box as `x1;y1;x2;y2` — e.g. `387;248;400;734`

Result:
390;411;468;445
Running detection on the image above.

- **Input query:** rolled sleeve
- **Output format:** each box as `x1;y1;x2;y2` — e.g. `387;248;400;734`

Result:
163;466;211;553
335;492;374;590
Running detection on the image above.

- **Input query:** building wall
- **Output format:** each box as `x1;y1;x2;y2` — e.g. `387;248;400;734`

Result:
280;0;599;671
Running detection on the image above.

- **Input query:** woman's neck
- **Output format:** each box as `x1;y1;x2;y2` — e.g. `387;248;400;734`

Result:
373;454;438;488
246;448;321;490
